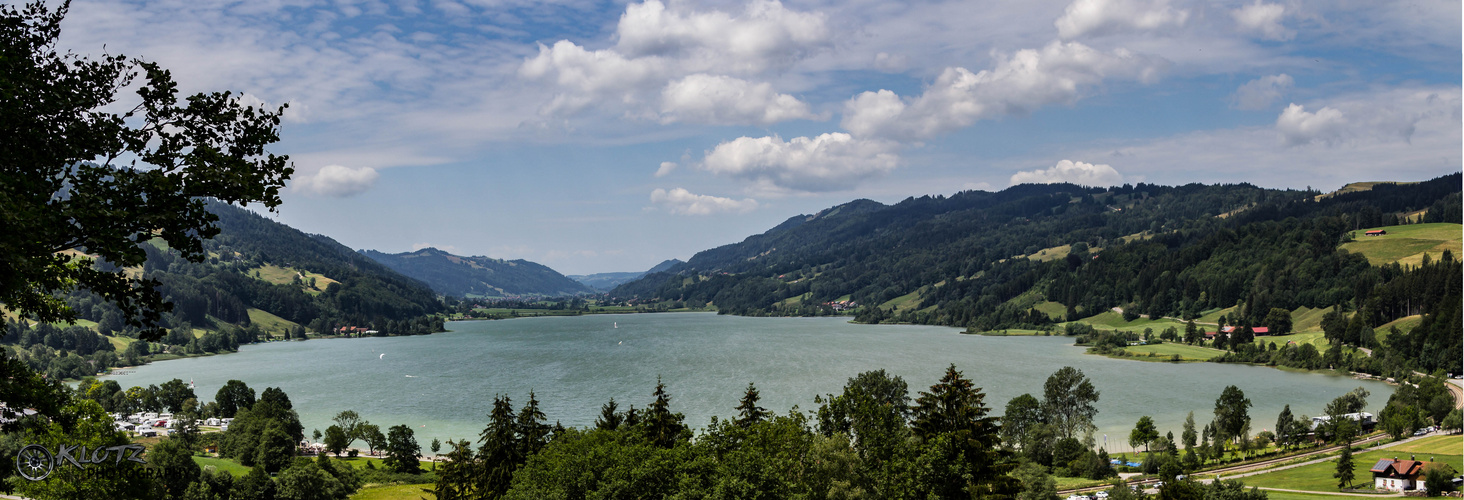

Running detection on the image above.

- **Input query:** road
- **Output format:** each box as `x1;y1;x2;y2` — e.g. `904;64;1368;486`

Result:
1057;430;1442;496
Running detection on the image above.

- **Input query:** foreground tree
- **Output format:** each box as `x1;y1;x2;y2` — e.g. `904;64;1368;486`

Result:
0;1;294;340
1043;366;1100;440
1334;444;1354;489
384;424;422;474
1131;416;1159;452
734;382;770;427
910;364;1019;497
214;380;256;419
1212;385;1252;444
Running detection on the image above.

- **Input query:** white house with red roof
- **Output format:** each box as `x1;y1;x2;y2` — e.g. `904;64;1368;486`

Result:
1370;457;1429;491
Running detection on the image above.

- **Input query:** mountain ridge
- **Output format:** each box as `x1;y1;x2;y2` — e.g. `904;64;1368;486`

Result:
361;247;593;297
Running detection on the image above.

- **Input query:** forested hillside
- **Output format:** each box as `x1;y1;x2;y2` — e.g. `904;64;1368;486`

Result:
362;247;594;297
611;174;1462;375
3;201;446;380
570;259;685;291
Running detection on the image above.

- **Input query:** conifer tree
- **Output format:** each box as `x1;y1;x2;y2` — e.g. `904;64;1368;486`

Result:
623;404;640;428
477;395;519;497
910;364;1019;497
1334;444;1354;489
515;391;551;458
595;398;622;431
734;382;769;427
643;376;687;448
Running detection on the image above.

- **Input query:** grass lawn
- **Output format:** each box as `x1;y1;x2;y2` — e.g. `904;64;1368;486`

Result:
249;264;339;295
349;483;436;500
193;455;251;477
1262;492;1383;500
1290;307;1331;333
107;335;137;350
1054;476;1106;490
1340;223;1463;266
1388;435;1464;456
1116;342;1225;361
1243;449;1462;493
334;456;435;471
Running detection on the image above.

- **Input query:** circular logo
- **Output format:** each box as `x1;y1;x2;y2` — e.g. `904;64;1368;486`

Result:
15;444;53;481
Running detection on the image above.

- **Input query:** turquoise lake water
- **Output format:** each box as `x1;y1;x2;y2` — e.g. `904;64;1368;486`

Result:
103;313;1390;453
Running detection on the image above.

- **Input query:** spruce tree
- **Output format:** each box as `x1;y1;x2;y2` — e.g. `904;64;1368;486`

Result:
734;382;769;427
643;376;687;448
1334;444;1354;489
910;364;1018;497
515;391;550;458
477;395;519;497
595;398;622;431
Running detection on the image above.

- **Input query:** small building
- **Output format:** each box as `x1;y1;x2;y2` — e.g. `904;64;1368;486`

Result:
1218;326;1271;336
1365;230;1387;236
1370;457;1427;491
204;418;221;426
1310;412;1376;430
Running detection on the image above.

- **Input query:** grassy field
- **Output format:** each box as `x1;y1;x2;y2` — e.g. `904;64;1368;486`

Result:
1116;342;1225;361
1388;435;1464;456
1290;306;1331;333
249;264;340;295
1340;223;1462;266
350;483;436;500
1377;315;1422;337
879;288;925;312
1197;306;1238;325
1033;301;1068;320
1243;448;1462;492
1315;181;1419;202
107;335;137;350
1264;331;1329;348
247;308;299;335
1070;311;1189;331
192;455;252;477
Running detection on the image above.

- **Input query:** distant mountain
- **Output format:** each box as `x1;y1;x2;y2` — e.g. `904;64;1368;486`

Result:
361;248;593;297
569;259;684;291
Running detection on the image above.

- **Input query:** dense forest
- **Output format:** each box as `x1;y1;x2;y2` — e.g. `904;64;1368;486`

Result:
361;247;594;297
1;201;446;380
610;174;1463;375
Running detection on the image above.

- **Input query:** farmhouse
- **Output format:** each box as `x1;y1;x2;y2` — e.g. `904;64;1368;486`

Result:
1369;457;1434;491
1365;230;1387;236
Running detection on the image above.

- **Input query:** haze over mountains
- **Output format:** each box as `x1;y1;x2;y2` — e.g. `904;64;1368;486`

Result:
569;259;684;291
360;247;595;297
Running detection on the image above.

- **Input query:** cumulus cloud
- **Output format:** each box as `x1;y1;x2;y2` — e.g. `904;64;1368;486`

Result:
1276;104;1347;146
519;0;829;123
1232;74;1293;110
616;0;829;73
655;161;679;177
1055;0;1189;39
650;188;759;215
519;40;668;116
1010;160;1124;186
292;164;380;197
660;74;818;125
1231;1;1292;41
701;133;901;192
842;41;1167;141
1273;87;1462;147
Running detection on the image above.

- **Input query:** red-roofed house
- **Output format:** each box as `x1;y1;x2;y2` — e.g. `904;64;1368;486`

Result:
1220;326;1271;336
1370;458;1428;491
1365;230;1387;236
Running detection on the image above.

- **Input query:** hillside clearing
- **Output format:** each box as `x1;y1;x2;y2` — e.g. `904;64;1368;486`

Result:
1340;223;1462;266
247;308;299;335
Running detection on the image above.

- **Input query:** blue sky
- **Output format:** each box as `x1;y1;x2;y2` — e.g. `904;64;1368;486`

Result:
45;0;1462;275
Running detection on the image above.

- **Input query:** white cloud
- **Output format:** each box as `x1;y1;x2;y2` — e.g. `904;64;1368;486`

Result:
518;0;829;122
615;0;830;74
1232;74;1293;110
659;74;818;125
874;52;909;73
519;40;668;116
1055;0;1189;39
655;161;679;177
1231;1;1292;41
701;133;901;192
650;188;759;215
842;41;1167;141
292;164;380;197
1275;104;1349;146
1010;160;1124;187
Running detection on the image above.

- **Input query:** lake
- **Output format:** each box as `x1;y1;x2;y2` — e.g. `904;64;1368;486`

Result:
103;313;1391;454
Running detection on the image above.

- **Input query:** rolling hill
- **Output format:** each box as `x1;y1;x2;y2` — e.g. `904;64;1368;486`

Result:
361;247;593;297
569;259;684;291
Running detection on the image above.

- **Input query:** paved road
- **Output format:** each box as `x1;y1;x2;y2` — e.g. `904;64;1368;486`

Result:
1448;378;1463;409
